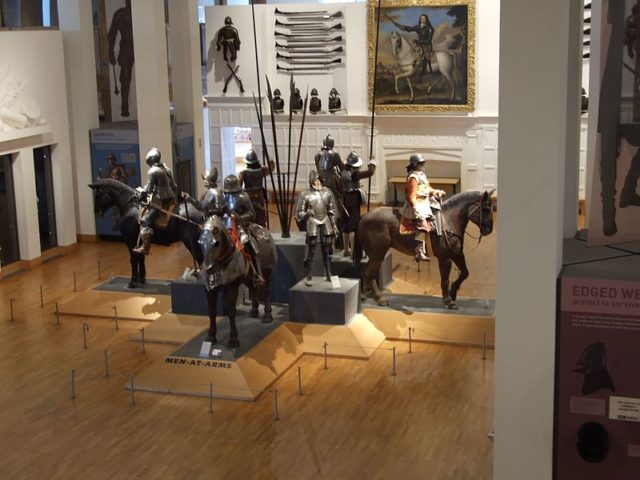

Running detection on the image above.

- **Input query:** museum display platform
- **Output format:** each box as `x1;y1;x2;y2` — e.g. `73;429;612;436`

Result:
289;276;360;325
57;276;171;321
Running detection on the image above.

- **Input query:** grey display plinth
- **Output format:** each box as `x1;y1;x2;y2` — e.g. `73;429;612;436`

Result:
288;277;360;325
171;276;244;316
272;232;392;303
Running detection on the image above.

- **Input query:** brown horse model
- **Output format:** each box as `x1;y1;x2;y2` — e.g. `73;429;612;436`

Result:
198;215;277;347
353;190;494;309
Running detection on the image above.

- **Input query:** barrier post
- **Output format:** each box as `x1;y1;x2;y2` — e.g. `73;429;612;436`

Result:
141;328;146;354
83;323;89;349
323;342;328;370
408;327;413;354
40;286;44;307
70;369;77;399
392;346;397;376
297;366;303;396
55;302;60;325
113;305;119;331
129;374;135;406
97;261;102;280
73;271;77;292
482;331;487;361
208;383;213;414
9;298;15;322
273;389;279;421
104;350;109;378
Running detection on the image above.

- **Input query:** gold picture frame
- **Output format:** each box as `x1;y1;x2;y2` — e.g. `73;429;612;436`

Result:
367;0;475;112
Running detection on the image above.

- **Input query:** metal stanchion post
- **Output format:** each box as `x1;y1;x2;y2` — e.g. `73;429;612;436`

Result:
141;328;146;354
130;374;135;406
297;366;303;396
404;264;409;281
408;327;413;354
40;286;44;308
323;342;328;370
273;389;279;421
113;305;119;331
83;323;89;349
73;271;77;292
9;298;15;322
97;261;102;280
208;383;213;414
55;302;60;325
482;331;487;361
392;346;397;376
70;369;77;399
104;350;109;378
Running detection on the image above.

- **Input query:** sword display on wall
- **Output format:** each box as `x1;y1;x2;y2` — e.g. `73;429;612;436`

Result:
275;8;342;18
275;30;343;38
276;52;340;61
278;58;341;66
276;65;334;72
276;43;343;53
275;33;344;42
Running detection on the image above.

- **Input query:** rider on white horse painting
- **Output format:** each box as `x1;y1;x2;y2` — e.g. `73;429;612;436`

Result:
387;13;435;81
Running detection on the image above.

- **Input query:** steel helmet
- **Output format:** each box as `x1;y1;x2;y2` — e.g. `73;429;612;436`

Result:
224;16;233;25
223;174;241;193
244;149;259;165
201;167;218;188
274;88;281;96
145;147;161;166
329;88;339;97
309;169;321;186
346;151;362;168
409;153;426;167
311;88;318;96
322;134;334;150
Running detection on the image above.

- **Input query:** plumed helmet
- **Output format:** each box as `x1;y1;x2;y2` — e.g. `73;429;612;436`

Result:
409;153;426;167
224;16;233;25
244;149;259;165
223;174;241;193
274;88;281;97
346;151;363;168
308;169;321;186
145;147;161;166
322;134;334;150
201;167;218;187
329;88;339;97
311;88;318;96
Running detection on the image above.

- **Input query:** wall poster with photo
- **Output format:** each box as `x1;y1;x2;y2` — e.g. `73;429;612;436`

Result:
367;0;475;112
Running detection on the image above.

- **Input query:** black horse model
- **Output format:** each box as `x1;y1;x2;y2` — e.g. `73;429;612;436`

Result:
198;215;277;347
354;190;495;309
89;178;203;288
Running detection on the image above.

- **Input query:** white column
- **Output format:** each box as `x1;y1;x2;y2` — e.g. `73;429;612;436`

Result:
131;0;172;179
59;0;101;237
168;0;205;197
495;1;581;479
12;149;41;260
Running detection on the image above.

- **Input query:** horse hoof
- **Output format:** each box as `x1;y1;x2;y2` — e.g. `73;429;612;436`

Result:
262;314;273;324
377;298;389;307
249;309;260;318
127;281;139;289
207;335;218;344
228;337;240;348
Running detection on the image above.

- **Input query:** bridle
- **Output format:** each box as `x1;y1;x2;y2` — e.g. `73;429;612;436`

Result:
441;194;488;256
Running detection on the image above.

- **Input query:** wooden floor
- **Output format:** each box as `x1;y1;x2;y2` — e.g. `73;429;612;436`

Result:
0;212;495;480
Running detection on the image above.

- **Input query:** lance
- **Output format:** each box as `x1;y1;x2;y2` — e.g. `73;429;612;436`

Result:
367;0;383;212
251;0;283;224
286;74;294;227
265;77;288;235
288;88;310;232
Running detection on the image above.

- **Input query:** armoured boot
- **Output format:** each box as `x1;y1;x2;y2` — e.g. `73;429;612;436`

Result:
415;240;429;262
133;234;152;255
322;245;332;281
343;233;352;257
304;245;316;286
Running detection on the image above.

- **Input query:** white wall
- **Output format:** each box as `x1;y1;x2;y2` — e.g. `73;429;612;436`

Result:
0;31;77;259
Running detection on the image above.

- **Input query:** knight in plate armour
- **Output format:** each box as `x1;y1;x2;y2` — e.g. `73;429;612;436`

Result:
314;134;345;249
238;150;275;228
217;16;241;63
295;170;338;286
223;174;264;285
182;166;226;218
133;148;179;255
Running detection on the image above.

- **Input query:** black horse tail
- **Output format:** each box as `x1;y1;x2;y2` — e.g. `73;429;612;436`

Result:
352;227;363;266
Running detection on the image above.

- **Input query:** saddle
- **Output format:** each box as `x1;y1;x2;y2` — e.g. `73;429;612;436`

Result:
154;199;177;230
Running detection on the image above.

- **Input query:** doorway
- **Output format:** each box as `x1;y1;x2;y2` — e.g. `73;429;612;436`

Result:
0;154;20;267
33;146;57;251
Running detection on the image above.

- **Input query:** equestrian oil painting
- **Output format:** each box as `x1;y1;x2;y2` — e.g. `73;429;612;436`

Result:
367;0;475;112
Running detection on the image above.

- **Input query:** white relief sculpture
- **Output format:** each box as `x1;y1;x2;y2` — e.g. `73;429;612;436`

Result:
0;64;47;132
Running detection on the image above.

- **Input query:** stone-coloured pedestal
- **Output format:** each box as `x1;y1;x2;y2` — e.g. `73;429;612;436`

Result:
171;276;244;316
288;277;360;325
272;232;392;303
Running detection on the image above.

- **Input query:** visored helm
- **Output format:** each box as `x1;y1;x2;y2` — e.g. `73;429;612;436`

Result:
274;88;281;96
322;134;334;150
224;16;233;25
201;167;218;188
145;147;161;166
329;88;339;97
309;169;321;187
244;149;259;165
346;151;362;168
311;88;318;96
409;153;426;167
223;174;241;193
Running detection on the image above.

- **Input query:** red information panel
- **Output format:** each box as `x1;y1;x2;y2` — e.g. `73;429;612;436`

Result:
556;276;640;478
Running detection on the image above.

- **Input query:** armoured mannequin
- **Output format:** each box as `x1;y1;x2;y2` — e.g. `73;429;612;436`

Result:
400;153;445;261
328;88;342;113
133;148;178;255
272;88;285;114
217;17;241;62
223;175;264;285
295;170;337;286
340;151;377;256
314;134;345;248
291;88;304;113
238;149;275;227
309;88;322;114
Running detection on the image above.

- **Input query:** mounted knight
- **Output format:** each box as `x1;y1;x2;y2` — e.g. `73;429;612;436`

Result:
133;147;179;256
